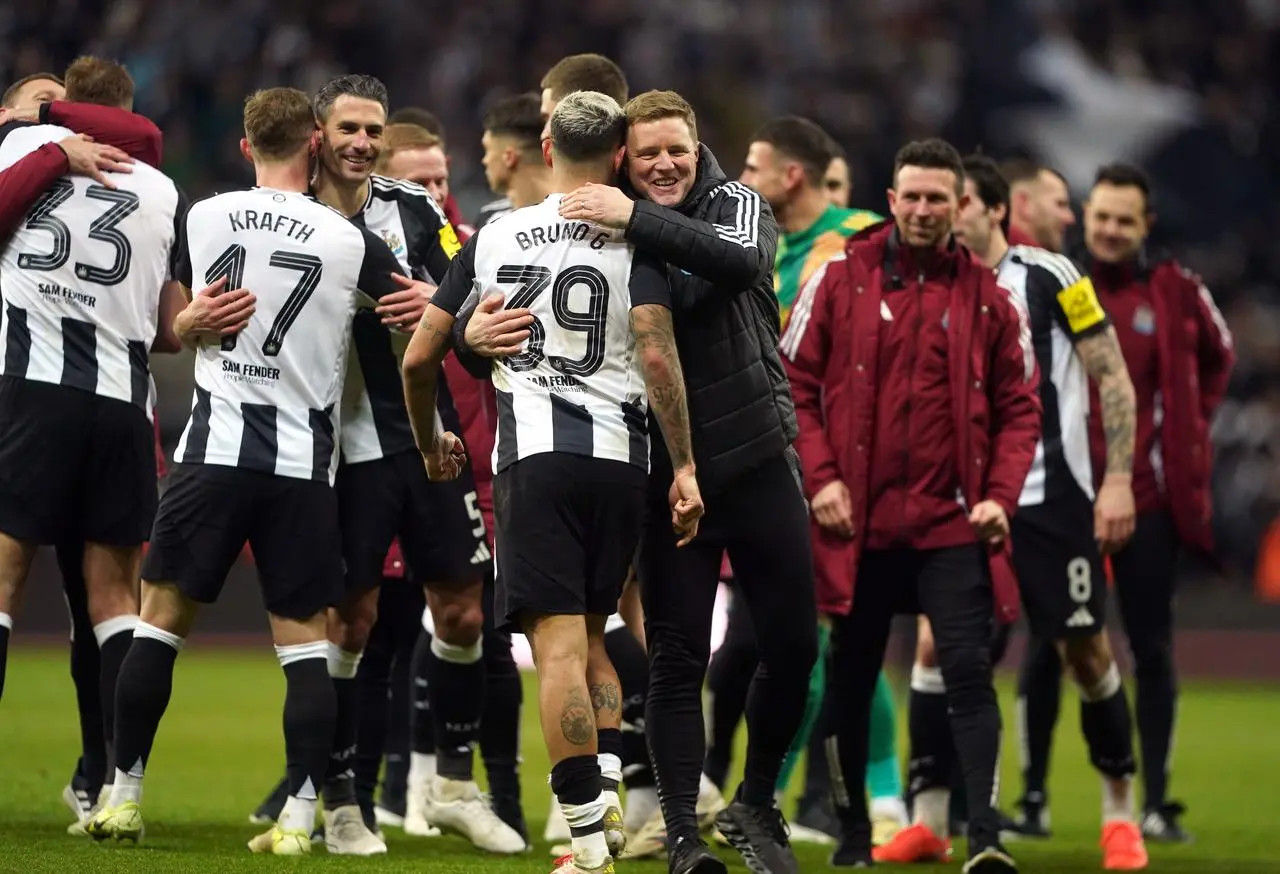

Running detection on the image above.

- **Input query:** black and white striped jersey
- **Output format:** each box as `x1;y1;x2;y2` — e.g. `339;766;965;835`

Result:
0;121;183;415
997;245;1110;506
171;187;403;483
432;194;673;474
341;175;458;464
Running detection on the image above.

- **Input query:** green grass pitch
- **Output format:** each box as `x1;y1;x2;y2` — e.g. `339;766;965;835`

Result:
0;646;1276;872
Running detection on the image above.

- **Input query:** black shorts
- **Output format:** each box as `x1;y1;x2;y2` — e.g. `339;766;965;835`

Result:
1012;485;1106;638
492;453;646;634
0;377;156;546
336;449;488;595
141;463;343;620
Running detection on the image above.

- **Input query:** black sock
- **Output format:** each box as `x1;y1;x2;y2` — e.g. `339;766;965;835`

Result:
597;727;624;794
352;630;394;815
1132;643;1177;809
603;626;653;790
69;627;106;789
427;634;485;782
282;652;337;802
97;627;134;779
114;635;180;777
479;626;522;800
906;668;955;810
323;674;360;810
1017;635;1062;803
410;631;435;755
0;621;10;703
1080;668;1137;781
551;754;604;829
703;621;755;790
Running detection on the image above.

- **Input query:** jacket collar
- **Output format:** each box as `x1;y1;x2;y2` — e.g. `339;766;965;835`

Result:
881;224;962;288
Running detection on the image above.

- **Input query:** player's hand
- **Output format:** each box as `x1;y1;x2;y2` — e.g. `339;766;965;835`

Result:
668;466;704;547
176;278;256;340
811;480;854;538
57;135;134;189
1094;474;1136;555
969;500;1010;545
465;293;534;357
424;431;467;481
376;274;435;330
558;182;635;230
0;106;38;124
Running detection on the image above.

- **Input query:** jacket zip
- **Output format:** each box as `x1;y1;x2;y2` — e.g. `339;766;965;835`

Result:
898;269;925;543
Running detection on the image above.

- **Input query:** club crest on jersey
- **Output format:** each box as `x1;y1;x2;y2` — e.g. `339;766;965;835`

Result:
1133;305;1156;335
380;229;406;259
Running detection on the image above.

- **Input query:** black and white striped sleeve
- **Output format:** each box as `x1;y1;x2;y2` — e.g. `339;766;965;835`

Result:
624;180;777;289
1023;249;1110;342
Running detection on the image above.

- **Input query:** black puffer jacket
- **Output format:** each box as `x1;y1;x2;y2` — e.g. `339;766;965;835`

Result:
622;145;797;495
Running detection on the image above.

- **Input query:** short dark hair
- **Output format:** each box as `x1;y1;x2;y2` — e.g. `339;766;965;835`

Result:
962;154;1009;211
314;74;389;122
1002;157;1068;191
63;57;133;109
1093;162;1153;210
893;138;964;194
750;116;840;188
483;93;544;151
541;54;628;105
550;91;627;164
389;107;443;142
2;72;63;108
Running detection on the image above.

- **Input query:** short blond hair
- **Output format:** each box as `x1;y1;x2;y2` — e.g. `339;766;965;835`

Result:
243;87;315;162
624;90;698;142
375;123;443;173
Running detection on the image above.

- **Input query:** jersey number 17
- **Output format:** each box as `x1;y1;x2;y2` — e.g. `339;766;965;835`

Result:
205;243;323;356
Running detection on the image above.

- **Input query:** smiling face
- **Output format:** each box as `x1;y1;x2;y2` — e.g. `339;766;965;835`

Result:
625;116;698;207
1084;182;1150;264
888;165;964;249
319;94;385;186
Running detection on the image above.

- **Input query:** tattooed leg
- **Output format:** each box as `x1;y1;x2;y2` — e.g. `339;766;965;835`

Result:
522;613;597;765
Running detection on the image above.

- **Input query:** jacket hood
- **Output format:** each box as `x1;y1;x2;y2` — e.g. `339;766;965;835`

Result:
620;143;729;215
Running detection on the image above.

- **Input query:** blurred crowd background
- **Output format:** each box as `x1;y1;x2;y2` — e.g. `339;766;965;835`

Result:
5;0;1280;598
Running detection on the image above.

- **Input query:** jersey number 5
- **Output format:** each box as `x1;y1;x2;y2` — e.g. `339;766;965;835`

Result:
17;179;140;286
206;244;323;356
496;264;609;377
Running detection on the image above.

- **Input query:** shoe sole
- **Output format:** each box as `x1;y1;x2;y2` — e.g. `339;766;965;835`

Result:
964;858;1018;874
676;855;729;874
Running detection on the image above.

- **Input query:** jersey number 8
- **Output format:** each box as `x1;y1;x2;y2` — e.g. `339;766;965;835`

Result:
495;263;609;377
205;243;323;356
17;179;140;286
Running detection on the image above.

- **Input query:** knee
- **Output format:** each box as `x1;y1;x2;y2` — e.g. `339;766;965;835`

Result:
433;600;484;647
333;600;378;653
1063;633;1113;689
936;643;994;699
759;619;818;678
647;626;709;682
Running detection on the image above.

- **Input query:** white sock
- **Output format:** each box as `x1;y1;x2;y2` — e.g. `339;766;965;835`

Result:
699;772;718;798
623;786;658;831
326;642;362;679
410;752;437;784
280;777;318;833
0;611;13;632
1102;776;1135;823
912;787;950;837
92;614;138;647
109;759;146;806
562;792;609;868
598;752;623;784
1079;662;1122;703
871;795;909;826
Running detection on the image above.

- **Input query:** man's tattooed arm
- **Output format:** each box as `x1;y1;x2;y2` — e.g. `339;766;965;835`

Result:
631;303;694;470
1075;326;1137;477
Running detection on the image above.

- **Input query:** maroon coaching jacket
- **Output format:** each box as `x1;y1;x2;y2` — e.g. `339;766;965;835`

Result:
781;222;1041;622
1083;253;1234;554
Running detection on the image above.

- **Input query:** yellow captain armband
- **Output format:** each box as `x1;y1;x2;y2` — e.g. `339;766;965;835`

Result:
1056;276;1106;334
